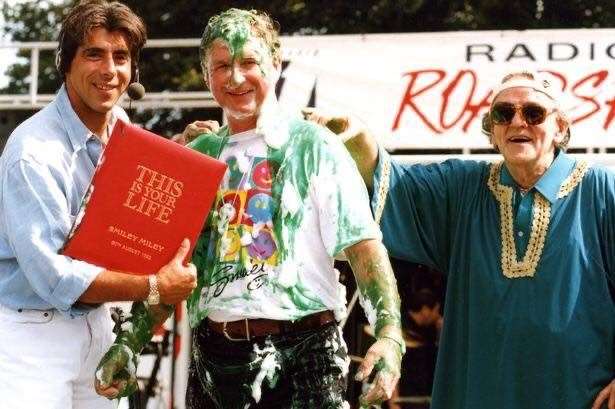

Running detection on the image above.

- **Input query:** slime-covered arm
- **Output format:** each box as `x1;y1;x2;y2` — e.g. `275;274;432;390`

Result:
95;302;174;399
345;238;404;407
302;108;379;190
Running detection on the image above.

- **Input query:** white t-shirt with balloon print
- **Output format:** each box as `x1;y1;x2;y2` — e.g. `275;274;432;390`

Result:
199;123;380;323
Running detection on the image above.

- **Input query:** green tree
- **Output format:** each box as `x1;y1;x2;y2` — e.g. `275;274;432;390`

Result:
1;0;66;94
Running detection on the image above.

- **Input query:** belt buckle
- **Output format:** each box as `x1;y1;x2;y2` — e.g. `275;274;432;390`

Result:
222;319;250;342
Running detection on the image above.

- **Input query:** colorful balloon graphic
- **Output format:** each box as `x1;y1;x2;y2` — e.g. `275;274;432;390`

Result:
248;230;277;260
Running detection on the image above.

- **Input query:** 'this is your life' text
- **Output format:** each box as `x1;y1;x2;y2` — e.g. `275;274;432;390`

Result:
123;165;184;224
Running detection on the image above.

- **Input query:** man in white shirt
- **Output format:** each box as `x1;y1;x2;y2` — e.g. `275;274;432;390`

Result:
0;2;196;408
97;8;404;409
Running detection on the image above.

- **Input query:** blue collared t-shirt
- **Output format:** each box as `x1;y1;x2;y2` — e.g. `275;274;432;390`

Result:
0;85;127;315
372;149;615;409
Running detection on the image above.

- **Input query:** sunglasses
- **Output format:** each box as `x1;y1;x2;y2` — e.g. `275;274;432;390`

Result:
490;102;554;126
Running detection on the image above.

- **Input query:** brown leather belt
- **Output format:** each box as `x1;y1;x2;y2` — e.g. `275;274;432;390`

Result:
207;310;336;341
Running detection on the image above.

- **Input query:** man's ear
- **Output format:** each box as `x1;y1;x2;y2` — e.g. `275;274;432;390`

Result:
555;114;570;144
203;74;209;90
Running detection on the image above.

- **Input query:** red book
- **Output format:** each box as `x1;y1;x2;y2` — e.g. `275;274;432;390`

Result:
62;120;226;275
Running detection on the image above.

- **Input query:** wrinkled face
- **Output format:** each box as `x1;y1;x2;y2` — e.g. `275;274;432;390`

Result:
65;28;131;124
491;87;564;168
205;37;279;133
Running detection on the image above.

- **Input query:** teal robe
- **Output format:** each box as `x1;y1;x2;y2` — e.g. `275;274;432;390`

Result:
372;150;615;409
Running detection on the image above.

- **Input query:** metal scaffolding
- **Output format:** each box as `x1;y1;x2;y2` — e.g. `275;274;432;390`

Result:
0;38;218;111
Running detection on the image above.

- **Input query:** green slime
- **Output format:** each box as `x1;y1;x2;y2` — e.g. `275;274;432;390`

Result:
96;302;173;398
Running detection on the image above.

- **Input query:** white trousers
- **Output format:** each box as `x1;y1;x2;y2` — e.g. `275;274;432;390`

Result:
0;303;115;409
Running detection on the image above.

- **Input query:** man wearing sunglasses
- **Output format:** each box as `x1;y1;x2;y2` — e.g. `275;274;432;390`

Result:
304;70;615;409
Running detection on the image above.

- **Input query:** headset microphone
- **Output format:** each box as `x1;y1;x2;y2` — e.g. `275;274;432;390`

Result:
127;67;145;101
127;82;145;100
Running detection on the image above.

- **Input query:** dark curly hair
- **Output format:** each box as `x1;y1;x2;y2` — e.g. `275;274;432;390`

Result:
56;0;146;80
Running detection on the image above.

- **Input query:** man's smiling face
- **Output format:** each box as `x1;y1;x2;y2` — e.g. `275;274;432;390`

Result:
205;37;279;133
65;27;131;125
491;87;563;169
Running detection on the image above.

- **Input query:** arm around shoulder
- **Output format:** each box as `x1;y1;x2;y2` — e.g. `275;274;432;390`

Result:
303;109;379;189
344;127;379;191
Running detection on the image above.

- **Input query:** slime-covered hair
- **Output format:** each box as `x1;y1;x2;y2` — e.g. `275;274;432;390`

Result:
199;8;281;76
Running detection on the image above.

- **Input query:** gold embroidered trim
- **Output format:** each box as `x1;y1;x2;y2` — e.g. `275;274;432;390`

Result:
487;160;588;279
558;161;589;198
374;154;391;225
